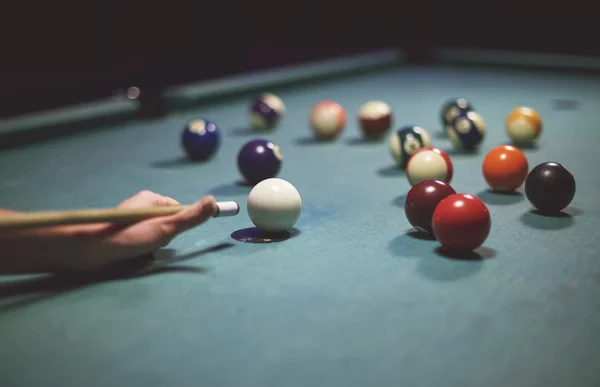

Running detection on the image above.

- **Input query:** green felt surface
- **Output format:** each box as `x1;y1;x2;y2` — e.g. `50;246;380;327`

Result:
1;60;600;387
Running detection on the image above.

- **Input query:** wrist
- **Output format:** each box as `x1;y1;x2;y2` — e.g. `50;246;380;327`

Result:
52;223;111;272
0;223;105;274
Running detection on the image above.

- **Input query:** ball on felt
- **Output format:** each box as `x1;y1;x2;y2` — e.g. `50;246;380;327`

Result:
181;118;221;161
525;162;575;214
447;111;486;150
432;193;491;251
247;178;302;233
237;139;282;185
406;147;453;186
249;93;286;130
388;125;432;168
309;100;346;140
505;106;542;144
440;98;474;127
482;145;529;192
358;100;392;138
405;179;456;234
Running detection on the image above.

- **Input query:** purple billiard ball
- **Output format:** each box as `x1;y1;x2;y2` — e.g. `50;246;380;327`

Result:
237;139;282;185
181;118;221;161
249;93;285;130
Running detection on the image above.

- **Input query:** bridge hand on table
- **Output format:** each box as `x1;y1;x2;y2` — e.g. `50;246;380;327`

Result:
84;190;219;268
0;190;219;274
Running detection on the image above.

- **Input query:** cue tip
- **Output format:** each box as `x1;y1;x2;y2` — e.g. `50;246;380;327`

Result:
214;201;239;218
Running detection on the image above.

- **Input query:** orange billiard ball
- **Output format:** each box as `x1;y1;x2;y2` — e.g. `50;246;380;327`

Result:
482;145;529;192
505;106;542;144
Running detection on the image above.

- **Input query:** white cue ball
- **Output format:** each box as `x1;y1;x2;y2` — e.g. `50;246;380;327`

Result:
247;178;302;233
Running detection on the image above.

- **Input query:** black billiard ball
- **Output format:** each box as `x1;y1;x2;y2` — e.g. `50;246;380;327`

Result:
237;139;282;185
405;179;456;234
181;118;221;161
525;162;576;214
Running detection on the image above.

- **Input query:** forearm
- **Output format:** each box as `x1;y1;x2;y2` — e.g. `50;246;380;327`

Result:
0;210;97;274
0;192;211;274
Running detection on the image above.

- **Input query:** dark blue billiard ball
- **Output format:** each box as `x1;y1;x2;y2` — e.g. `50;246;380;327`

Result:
237;138;282;185
181;118;221;161
440;97;474;127
249;93;286;130
447;110;486;150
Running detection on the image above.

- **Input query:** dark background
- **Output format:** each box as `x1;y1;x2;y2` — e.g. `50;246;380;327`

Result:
1;0;598;119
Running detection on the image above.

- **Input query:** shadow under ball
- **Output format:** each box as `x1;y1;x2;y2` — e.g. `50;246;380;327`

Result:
525;162;576;214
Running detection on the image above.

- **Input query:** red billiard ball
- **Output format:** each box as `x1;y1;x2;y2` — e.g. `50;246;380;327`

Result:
358;100;392;138
405;179;456;234
406;147;453;186
432;193;491;251
482;145;529;192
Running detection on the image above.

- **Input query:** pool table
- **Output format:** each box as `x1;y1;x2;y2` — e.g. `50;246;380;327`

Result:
1;48;600;387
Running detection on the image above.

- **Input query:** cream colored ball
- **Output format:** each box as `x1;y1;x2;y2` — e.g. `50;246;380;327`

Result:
247;178;302;233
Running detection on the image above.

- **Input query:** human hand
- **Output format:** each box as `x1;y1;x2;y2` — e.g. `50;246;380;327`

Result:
0;191;218;274
79;190;218;270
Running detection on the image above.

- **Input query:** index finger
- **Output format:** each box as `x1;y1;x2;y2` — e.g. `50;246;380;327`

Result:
159;196;218;236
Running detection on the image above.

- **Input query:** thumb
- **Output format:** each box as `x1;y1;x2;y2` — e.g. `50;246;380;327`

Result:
159;196;218;237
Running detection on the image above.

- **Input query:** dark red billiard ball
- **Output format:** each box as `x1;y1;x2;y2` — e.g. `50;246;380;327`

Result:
432;193;491;251
405;179;456;234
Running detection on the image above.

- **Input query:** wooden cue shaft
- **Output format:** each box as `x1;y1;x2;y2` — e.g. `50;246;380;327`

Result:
0;202;239;230
0;206;191;229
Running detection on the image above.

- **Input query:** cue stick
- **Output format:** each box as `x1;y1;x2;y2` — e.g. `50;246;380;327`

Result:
0;201;240;230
